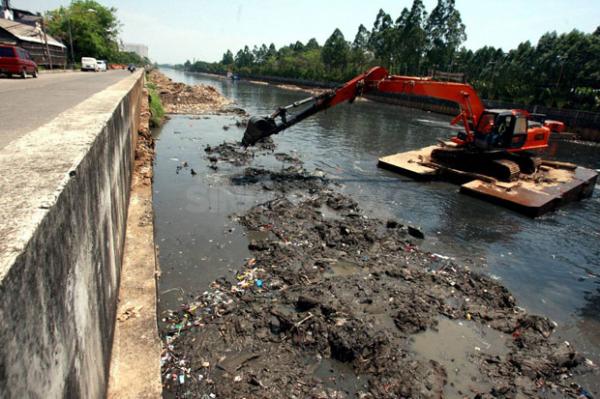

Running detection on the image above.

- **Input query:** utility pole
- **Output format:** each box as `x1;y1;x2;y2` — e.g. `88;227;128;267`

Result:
40;18;53;70
66;9;74;66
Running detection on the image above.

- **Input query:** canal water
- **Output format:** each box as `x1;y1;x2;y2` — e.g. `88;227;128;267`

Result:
153;68;600;392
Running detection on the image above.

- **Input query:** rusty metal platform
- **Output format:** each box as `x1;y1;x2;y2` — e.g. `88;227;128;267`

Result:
377;145;440;180
378;145;598;217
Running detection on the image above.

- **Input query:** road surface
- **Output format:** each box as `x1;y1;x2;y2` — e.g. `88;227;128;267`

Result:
0;70;132;149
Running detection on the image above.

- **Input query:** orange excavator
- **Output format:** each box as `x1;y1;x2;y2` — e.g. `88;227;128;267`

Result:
242;66;565;181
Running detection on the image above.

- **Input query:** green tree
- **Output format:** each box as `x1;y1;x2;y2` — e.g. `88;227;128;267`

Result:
352;24;370;50
368;9;394;66
221;50;234;65
425;0;466;71
322;28;350;75
292;41;305;52
234;46;254;69
256;44;269;64
46;0;121;62
267;43;278;58
305;38;320;51
394;0;428;74
351;24;371;73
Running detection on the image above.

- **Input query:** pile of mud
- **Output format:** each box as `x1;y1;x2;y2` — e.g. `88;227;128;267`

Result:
148;70;233;114
203;139;276;167
230;166;328;192
161;179;595;398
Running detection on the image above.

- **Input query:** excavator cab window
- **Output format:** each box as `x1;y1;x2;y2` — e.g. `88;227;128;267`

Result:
474;112;524;149
494;114;516;147
495;115;512;136
509;116;528;148
514;117;527;135
478;113;496;134
474;111;504;149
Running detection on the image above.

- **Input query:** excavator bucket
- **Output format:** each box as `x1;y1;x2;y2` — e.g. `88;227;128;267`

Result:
242;116;277;147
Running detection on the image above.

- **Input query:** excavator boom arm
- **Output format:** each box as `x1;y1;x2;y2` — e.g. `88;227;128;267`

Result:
374;77;485;131
242;66;486;146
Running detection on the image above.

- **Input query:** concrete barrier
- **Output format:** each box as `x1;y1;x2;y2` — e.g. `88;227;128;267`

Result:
0;70;144;398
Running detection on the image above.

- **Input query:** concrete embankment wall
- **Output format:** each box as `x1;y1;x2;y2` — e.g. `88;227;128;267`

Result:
0;71;144;398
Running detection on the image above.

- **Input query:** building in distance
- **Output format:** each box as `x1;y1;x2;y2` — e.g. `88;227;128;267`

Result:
121;43;148;59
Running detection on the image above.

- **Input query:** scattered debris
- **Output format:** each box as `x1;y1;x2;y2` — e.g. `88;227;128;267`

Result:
230;166;329;192
204;142;253;166
160;183;593;398
117;305;143;322
203;138;276;166
275;152;301;164
157;87;596;398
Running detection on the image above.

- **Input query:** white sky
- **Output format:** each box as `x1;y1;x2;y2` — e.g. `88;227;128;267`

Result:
12;0;600;64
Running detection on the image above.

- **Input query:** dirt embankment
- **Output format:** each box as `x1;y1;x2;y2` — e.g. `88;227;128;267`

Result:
160;137;598;398
134;87;155;181
247;79;329;96
147;70;235;114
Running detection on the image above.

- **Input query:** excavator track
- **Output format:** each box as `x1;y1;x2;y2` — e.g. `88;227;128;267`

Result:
430;147;479;169
430;147;521;182
490;159;520;181
511;155;542;175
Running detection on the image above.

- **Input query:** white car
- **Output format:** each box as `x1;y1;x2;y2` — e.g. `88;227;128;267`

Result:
81;57;98;72
96;60;107;72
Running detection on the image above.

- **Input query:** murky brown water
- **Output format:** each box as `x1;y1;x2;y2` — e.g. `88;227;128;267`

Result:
154;68;600;394
412;317;509;397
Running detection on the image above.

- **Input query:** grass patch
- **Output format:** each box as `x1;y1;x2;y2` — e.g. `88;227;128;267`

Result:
146;81;165;127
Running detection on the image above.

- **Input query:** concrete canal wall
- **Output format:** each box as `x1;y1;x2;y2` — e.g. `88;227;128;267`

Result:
0;71;144;398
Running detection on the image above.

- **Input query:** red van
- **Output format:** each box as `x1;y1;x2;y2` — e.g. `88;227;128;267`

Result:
0;44;38;78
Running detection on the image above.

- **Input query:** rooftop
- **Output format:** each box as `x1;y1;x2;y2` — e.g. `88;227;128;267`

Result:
0;18;65;48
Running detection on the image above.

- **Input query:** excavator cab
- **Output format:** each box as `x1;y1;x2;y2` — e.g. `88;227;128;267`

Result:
473;110;528;151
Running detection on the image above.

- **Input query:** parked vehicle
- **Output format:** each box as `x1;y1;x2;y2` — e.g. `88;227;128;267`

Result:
96;60;107;72
0;44;38;78
81;57;99;72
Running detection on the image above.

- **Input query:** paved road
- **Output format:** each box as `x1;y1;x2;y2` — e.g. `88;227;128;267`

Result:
0;70;132;149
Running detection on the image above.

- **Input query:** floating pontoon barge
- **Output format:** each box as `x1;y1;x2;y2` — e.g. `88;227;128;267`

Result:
378;144;597;217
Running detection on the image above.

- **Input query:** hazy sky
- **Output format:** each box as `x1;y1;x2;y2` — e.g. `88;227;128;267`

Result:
12;0;600;64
